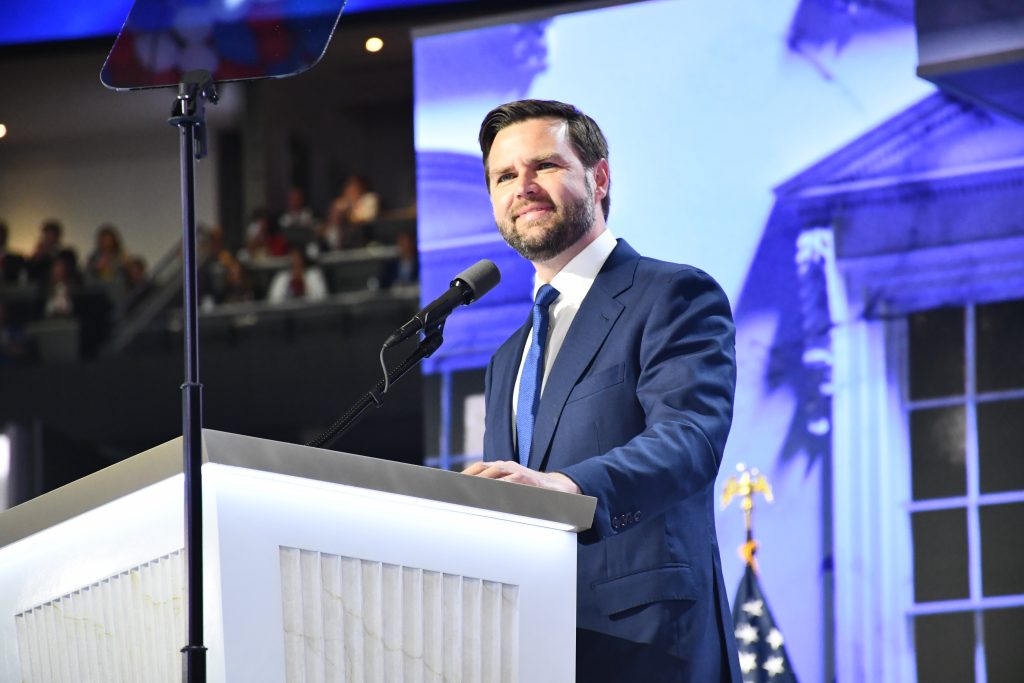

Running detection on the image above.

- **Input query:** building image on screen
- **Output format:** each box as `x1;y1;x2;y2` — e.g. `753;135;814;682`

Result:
413;1;1024;680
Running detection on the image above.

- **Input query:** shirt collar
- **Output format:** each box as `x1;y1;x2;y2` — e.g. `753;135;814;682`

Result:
533;229;617;306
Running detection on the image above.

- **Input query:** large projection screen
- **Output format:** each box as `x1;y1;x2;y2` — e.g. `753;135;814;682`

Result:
413;2;934;679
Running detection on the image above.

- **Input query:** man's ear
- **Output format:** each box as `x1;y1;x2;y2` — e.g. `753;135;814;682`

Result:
592;159;610;200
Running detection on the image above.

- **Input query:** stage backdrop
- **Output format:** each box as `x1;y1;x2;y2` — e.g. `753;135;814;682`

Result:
413;1;939;680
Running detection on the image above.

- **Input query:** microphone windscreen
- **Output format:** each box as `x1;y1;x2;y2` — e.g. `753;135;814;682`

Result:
453;259;501;301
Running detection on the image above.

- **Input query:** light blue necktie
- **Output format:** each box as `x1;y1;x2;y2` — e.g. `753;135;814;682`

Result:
517;284;560;466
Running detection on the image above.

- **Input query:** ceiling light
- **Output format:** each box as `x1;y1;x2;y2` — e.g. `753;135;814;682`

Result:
365;37;384;53
0;124;7;139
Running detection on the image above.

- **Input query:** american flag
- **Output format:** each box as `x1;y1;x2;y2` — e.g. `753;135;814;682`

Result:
732;563;798;683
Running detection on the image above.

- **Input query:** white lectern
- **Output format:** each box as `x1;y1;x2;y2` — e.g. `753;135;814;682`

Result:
0;430;595;683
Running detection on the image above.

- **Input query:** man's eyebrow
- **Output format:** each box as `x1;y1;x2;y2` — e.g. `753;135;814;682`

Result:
531;152;563;164
488;153;565;179
488;164;513;179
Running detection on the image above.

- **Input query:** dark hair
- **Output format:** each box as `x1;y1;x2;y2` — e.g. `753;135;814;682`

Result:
96;223;123;253
344;174;371;192
42;219;63;238
0;221;7;247
479;99;610;220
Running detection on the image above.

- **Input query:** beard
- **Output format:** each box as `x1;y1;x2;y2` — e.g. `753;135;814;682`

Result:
497;178;596;263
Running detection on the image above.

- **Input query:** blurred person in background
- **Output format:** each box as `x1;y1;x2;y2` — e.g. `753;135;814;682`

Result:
42;251;81;318
86;224;128;284
319;175;379;251
217;257;256;305
378;230;419;289
27;219;77;287
239;208;289;261
199;226;239;309
121;255;153;314
278;186;318;251
267;246;328;303
0;221;27;286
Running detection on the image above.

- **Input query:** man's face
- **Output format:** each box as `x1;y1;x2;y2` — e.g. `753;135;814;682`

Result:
486;118;601;262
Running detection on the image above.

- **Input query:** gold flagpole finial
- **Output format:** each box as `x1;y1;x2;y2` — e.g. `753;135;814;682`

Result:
721;463;774;572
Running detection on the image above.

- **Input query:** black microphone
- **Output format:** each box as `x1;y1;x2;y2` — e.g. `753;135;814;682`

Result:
383;259;501;348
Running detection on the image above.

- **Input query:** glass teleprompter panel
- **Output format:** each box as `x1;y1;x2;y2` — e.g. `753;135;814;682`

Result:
101;0;347;90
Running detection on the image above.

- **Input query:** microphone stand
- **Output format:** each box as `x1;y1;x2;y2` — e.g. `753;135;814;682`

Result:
307;327;445;450
168;69;217;683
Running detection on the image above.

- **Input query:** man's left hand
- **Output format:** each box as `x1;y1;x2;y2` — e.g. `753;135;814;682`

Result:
462;460;581;495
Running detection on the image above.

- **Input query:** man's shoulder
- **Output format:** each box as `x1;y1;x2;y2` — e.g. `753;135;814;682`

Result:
629;251;724;295
615;249;732;322
612;240;719;285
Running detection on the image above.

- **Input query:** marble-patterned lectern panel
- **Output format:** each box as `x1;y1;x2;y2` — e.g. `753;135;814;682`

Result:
14;550;186;683
280;547;518;683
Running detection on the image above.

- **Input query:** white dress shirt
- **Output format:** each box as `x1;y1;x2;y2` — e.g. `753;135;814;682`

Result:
511;229;618;435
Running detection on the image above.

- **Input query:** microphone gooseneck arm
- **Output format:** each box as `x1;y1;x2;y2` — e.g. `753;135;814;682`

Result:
305;328;444;450
307;258;500;451
382;280;472;349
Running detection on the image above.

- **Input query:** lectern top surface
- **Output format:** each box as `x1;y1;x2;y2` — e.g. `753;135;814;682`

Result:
0;429;596;548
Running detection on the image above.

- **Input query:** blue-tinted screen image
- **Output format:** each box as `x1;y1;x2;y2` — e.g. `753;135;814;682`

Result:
412;1;941;679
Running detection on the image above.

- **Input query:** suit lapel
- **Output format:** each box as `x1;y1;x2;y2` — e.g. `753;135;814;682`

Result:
528;240;639;470
489;321;530;460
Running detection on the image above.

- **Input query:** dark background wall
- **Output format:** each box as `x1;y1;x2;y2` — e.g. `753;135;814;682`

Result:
0;301;423;505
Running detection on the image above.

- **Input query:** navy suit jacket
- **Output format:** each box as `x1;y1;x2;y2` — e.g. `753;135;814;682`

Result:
484;240;741;682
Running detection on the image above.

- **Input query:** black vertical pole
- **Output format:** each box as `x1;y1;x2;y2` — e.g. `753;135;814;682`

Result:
169;71;216;683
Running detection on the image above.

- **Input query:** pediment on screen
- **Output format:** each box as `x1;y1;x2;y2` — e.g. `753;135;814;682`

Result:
775;92;1024;199
101;0;347;90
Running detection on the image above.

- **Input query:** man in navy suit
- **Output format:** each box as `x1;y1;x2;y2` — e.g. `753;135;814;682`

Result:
463;100;742;682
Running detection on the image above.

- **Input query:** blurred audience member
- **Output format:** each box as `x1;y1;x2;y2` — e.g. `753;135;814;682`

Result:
199;226;238;308
267;247;328;304
0;300;33;365
318;201;356;252
319;175;379;251
124;255;148;292
239;209;289;261
336;175;380;225
200;225;234;268
43;251;81;318
27;219;77;286
278;187;318;250
218;257;255;305
379;231;419;289
86;223;128;284
0;221;27;285
122;255;153;314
